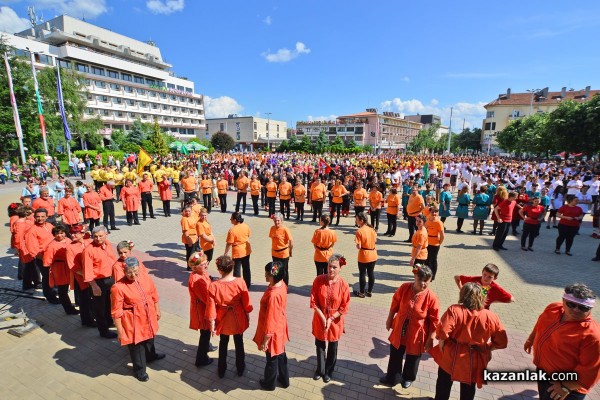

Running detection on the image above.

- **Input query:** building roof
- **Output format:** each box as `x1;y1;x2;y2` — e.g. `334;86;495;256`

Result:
486;88;599;108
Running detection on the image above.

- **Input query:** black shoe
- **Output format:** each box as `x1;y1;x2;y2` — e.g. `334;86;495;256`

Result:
259;378;275;391
67;308;80;315
379;376;395;386
366;292;372;297
111;227;120;231
100;331;118;339
499;246;508;250
209;344;218;352
322;374;331;383
136;373;149;382
277;378;290;388
134;222;141;225
403;239;411;243
128;223;133;226
82;321;97;328
521;247;528;251
313;372;322;381
488;232;495;236
456;229;463;233
592;257;600;261
150;216;156;219
195;358;213;367
528;247;534;252
555;249;561;255
218;369;226;378
143;218;147;221
237;363;245;376
401;380;413;389
47;297;61;304
493;247;500;251
565;251;573;256
353;290;365;298
148;353;165;363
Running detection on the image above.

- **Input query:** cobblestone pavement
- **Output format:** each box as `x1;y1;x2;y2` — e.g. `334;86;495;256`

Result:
0;180;598;400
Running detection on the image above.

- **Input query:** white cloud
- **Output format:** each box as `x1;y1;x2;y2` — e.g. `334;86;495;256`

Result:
380;97;487;131
401;76;410;83
0;6;30;33
35;0;108;19
146;0;184;15
263;15;272;25
307;115;338;122
204;96;244;118
263;41;311;63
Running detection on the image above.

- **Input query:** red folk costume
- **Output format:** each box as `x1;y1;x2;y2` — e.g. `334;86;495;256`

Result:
253;284;289;356
25;222;54;260
9;215;19;249
83;191;102;220
389;282;440;354
43;238;73;287
32;197;55;216
120;186;141;212
112;259;150;282
206;278;253;335
14;219;34;262
530;303;600;394
429;305;508;388
458;276;512;309
310;274;350;342
158;180;172;201
58;196;82;225
189;270;212;331
82;240;117;282
66;239;91;290
99;184;114;201
110;273;160;346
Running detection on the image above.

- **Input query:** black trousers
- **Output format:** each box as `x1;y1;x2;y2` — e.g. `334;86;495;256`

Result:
236;192;247;213
370;209;380;230
427;245;440;280
315;339;338;376
251;195;259;215
596;242;600;259
296;202;305;220
74;280;94;325
37;260;57;301
141;192;154;218
184;191;195;203
173;182;180;198
115;185;122;201
312;200;323;221
407;215;417;239
267;197;276;217
218;334;245;376
219;194;227;212
196;329;211;366
260;187;266;207
358;261;376;293
262;351;289;389
162;200;171;216
204;248;214;262
272;256;289;286
315;261;328;276
386;213;398;235
556;224;578;252
185;241;198;262
521;223;540;248
492;221;511;249
280;199;291;219
126;211;140;225
384;344;421;383
128;338;157;379
202;193;211;212
102;200;116;229
91;276;115;335
22;260;40;290
434;366;476;400
331;203;342;225
511;218;521;233
88;218;100;232
233;255;251;288
57;284;76;314
355;206;365;216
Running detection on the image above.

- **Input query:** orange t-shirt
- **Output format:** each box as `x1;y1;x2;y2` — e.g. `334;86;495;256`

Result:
236;176;249;193
369;191;383;209
355;225;377;263
411;228;428;259
425;219;444;246
181;176;197;192
407;194;425;216
310;183;326;201
331;185;348;204
311;228;337;262
200;179;212;195
278;182;292;200
385;194;400;215
33;197;55;216
196;220;215;251
269;225;292;258
250;180;262;196
226;223;252;259
294;185;306;203
266;182;278;198
217;179;228;195
181;215;198;245
138;180;153;193
353;188;368;207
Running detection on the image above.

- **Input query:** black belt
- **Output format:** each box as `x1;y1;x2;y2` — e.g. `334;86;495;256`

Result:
274;247;288;252
428;235;437;237
316;246;331;251
360;247;375;250
142;191;151;194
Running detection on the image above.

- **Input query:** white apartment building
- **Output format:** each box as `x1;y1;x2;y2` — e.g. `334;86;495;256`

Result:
3;15;205;142
205;115;287;151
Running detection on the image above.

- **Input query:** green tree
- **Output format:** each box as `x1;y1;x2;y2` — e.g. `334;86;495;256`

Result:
453;128;482;152
211;131;235;152
583;94;600;155
411;127;436;152
315;131;329;153
299;135;312;153
287;135;300;151
496;119;523;153
276;139;290;152
149;118;169;156
330;136;345;153
546;100;585;155
128;119;152;145
109;129;127;150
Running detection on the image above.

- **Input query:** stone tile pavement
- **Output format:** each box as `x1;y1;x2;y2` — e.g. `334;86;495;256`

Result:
0;180;598;400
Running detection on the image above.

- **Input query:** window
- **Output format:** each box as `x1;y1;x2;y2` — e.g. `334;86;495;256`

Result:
152;103;158;109
182;108;187;113
76;63;89;73
162;104;168;110
122;73;132;81
146;79;156;85
35;54;52;65
86;108;94;115
95;80;106;88
172;106;178;111
160;93;167;99
112;97;122;104
277;125;280;132
167;83;175;89
149;91;156;97
98;95;109;102
484;122;497;131
512;110;521;117
170;95;176;101
59;60;71;69
179;96;186;102
220;123;225;131
124;86;133;93
141;102;148;108
107;70;119;79
486;111;495;118
127;99;135;106
87;94;93;100
102;109;110;116
85;79;92;86
116;111;124;117
129;112;137;118
134;76;144;84
141;114;148;120
185;88;192;93
91;66;105;76
347;127;355;132
110;83;121;91
236;132;241;140
136;88;146;95
253;122;257;129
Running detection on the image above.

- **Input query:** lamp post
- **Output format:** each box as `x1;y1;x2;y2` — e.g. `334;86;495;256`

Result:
265;112;272;150
446;107;453;154
526;89;540;115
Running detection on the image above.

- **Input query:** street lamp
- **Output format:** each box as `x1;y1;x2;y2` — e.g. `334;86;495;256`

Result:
265;112;272;150
526;89;540;115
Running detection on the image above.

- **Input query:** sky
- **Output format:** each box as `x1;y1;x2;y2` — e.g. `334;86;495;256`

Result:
1;0;600;132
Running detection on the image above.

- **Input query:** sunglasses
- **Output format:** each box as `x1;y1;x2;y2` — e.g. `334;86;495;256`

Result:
565;301;592;312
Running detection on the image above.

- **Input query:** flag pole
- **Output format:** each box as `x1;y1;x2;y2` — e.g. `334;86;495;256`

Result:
28;51;48;155
3;52;27;165
56;61;72;163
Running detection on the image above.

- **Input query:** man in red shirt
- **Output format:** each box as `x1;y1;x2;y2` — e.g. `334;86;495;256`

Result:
454;263;514;309
492;191;517;250
83;226;118;338
99;180;119;232
32;188;56;224
25;208;59;303
138;173;156;220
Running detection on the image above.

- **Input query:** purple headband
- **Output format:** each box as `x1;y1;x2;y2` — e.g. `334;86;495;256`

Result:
563;293;595;308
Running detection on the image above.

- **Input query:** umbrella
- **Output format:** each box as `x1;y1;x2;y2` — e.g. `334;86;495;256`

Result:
169;140;184;151
186;142;208;151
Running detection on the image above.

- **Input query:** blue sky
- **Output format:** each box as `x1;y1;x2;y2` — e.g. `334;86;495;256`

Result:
2;1;600;131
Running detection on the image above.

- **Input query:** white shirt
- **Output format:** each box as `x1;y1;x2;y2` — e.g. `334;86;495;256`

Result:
576;192;592;214
583;179;599;196
566;179;582;195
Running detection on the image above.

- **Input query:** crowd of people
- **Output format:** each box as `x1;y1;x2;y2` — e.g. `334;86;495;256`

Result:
6;151;600;399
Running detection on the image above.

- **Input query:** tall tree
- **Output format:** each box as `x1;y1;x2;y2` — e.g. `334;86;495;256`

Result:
149;117;169;156
210;131;235;152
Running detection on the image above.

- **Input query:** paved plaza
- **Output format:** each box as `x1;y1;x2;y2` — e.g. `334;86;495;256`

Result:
0;181;598;400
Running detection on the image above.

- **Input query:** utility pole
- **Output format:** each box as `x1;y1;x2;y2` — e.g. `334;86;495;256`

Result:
265;112;272;150
446;107;453;154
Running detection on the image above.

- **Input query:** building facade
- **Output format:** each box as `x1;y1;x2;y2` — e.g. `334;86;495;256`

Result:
404;114;449;139
296;109;422;150
481;87;598;153
3;15;205;142
204;115;287;151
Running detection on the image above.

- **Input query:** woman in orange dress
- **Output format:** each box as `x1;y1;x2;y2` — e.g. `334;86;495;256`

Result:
269;212;293;285
43;224;78;315
311;213;337;275
354;211;377;298
206;255;253;378
310;254;350;383
411;214;428;267
83;183;102;231
157;176;172;217
120;179;141;226
224;212;252;288
111;257;164;382
430;282;508;400
57;187;82;227
380;265;439;388
196;207;215;262
188;252;213;367
253;261;290;391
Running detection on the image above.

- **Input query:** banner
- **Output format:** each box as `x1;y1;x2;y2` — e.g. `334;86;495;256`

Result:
318;158;332;173
137;147;153;175
56;67;72;140
3;53;23;139
29;52;47;140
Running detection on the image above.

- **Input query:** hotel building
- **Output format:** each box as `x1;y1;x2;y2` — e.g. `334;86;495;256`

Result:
3;15;205;142
204;115;288;151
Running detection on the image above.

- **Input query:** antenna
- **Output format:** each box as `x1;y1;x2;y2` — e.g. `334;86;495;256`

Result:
28;6;38;27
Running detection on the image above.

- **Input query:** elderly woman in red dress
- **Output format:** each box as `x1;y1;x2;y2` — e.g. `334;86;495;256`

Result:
120;179;141;226
111;257;165;382
253;261;290;391
430;282;508;400
188;252;213;367
310;254;350;383
43;224;78;315
380;265;439;388
57;187;82;227
206;255;253;378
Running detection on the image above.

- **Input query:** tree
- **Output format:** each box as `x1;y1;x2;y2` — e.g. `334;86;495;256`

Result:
287;135;300;151
411;127;436;152
109;129;127;151
546;100;585;155
583;94;600;155
211;131;235;152
299;135;312;153
330;136;345;153
496;119;523;153
149;118;169;156
453;128;482;152
315;131;329;153
128;119;152;145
